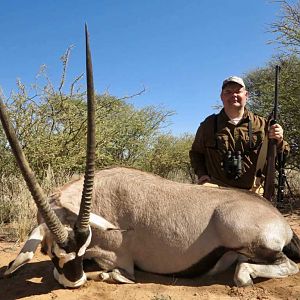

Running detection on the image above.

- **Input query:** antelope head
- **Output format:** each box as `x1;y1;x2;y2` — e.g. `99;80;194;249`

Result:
0;24;96;288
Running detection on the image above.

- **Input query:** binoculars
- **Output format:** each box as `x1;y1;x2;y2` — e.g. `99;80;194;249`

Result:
222;151;243;180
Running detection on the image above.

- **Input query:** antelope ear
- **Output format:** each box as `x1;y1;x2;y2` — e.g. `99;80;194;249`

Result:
4;224;47;276
89;213;118;230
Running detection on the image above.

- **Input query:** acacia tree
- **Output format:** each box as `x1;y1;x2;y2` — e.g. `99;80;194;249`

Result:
94;95;174;169
143;133;194;181
269;0;300;55
243;0;300;171
0;47;174;177
244;55;300;170
0;89;174;177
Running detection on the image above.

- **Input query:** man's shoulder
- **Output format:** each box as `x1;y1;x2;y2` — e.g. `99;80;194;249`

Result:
247;110;267;126
201;113;217;126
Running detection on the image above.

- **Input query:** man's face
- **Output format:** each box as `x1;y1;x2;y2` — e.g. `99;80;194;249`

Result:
220;82;248;111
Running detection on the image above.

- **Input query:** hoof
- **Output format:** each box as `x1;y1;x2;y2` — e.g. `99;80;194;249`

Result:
234;277;254;287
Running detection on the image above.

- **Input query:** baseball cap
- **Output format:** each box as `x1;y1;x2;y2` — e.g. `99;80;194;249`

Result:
222;76;246;89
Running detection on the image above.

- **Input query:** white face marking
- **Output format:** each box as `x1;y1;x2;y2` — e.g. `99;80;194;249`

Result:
52;243;76;269
78;225;92;257
53;267;87;288
51;225;92;268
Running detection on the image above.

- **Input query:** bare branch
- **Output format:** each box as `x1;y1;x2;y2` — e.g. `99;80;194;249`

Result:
268;0;300;54
117;86;147;101
70;73;84;97
58;45;74;93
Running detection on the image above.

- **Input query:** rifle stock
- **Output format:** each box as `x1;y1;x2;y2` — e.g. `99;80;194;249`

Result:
263;138;277;200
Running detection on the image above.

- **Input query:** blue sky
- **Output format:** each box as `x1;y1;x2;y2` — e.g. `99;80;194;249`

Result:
0;1;284;136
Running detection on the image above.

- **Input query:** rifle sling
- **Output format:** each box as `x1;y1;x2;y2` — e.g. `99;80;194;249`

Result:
255;133;268;178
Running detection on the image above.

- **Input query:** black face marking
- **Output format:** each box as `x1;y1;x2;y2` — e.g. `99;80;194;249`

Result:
169;247;230;278
74;228;91;250
52;256;63;275
51;227;91;283
52;254;84;282
61;256;84;282
57;228;90;253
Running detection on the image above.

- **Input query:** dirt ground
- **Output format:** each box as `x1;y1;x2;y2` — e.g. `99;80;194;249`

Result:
0;204;300;300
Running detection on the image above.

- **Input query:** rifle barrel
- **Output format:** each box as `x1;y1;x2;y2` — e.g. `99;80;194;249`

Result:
273;65;280;121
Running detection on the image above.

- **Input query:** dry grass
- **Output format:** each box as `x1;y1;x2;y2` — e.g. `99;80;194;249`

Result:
283;169;300;211
0;174;35;242
0;167;73;242
286;169;300;196
166;169;194;183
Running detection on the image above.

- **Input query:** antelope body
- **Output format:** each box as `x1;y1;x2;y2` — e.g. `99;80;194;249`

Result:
1;26;299;288
5;166;300;287
58;167;300;281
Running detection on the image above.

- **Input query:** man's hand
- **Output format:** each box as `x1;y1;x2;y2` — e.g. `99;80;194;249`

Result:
269;123;284;145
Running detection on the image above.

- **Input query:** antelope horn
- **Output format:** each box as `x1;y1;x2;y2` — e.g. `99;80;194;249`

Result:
0;98;68;245
76;23;96;230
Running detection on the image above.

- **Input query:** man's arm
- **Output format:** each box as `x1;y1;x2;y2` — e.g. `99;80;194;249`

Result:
189;123;210;184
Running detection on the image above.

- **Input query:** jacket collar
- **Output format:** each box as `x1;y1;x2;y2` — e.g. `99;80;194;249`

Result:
219;108;251;124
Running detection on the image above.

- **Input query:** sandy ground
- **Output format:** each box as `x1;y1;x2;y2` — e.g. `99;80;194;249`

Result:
0;206;300;300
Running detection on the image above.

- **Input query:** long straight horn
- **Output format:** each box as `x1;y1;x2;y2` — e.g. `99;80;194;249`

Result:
0;98;68;245
76;24;96;230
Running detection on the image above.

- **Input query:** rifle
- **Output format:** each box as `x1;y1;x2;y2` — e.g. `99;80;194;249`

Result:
263;65;281;202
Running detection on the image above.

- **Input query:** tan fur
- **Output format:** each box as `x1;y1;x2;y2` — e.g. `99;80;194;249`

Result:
53;167;293;277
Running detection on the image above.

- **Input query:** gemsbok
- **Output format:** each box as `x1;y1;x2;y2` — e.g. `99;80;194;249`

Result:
1;26;299;288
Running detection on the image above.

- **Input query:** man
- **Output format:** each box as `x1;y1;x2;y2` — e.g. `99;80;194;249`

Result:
189;76;288;191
